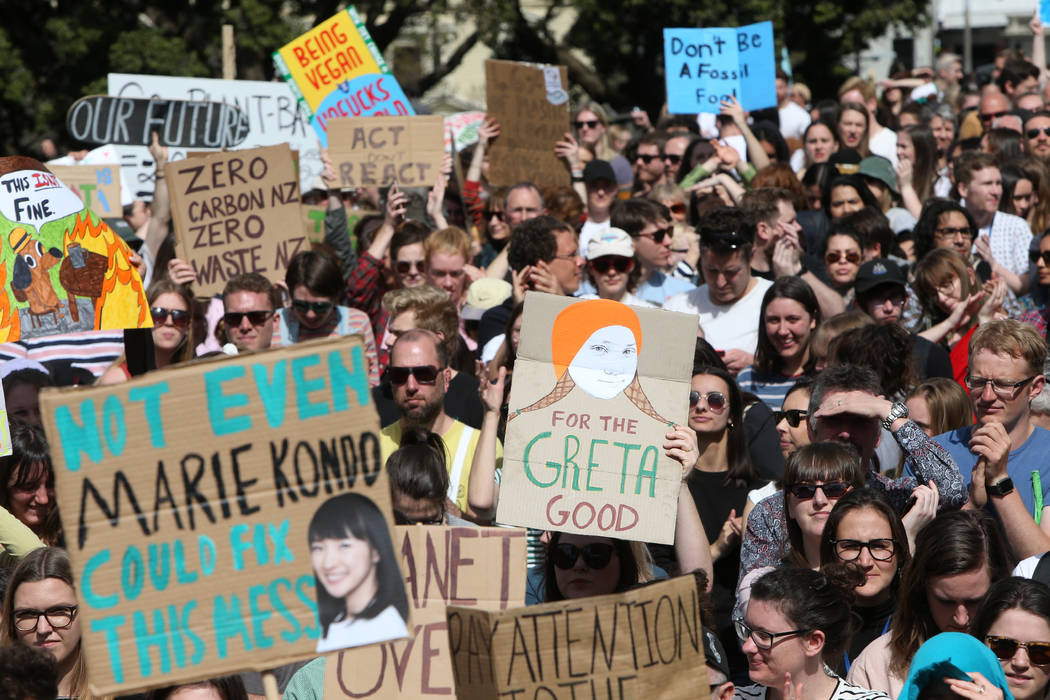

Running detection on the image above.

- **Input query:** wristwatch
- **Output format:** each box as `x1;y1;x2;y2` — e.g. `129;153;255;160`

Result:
986;477;1015;498
881;401;909;430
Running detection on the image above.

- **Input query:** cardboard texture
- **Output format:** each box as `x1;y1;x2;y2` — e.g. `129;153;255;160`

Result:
0;156;150;342
166;144;304;296
40;336;407;696
447;575;709;700
495;294;697;545
272;7;415;148
485;60;570;189
66;95;250;148
48;164;123;221
302;203;328;244
324;526;527;698
326;116;445;188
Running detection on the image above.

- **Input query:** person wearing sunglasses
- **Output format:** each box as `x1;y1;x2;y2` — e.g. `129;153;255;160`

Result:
736;565;889;700
632;132;668;197
897;632;1011;700
578;228;653;309
1023;110;1050;160
822;227;865;298
1;548;86;699
609;198;694;307
775;380;814;460
220;272;278;354
576;160;618;257
972;578;1050;700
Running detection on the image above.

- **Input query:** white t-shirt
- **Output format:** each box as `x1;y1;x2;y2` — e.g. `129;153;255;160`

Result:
578;217;612;257
778;101;811;141
868;127;898;167
664;277;773;354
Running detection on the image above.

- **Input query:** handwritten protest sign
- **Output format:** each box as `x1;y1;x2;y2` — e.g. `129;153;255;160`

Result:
447;575;708;699
48;164;123;221
273;7;415;148
485;60;570;189
107;73;322;198
325;526;526;698
495;294;696;544
444;111;486;154
166;144;303;296
67;95;250;149
663;21;776;114
0;156;149;342
40;336;408;696
327;116;444;188
302;203;328;244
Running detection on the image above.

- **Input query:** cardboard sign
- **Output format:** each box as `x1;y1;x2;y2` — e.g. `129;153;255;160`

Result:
0;156;150;342
663;22;776;114
166;144;304;296
444;111;486;153
495;294;697;544
40;336;408;696
273;7;415;148
302;203;328;243
327;116;444;188
66;95;250;149
485;60;570;189
48;164;123;220
325;526;527;698
447;575;708;699
107;73;322;198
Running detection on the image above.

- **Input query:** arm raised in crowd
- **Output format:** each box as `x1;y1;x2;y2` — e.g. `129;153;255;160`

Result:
143;131;171;264
467;364;506;518
720;95;770;173
319;149;356;279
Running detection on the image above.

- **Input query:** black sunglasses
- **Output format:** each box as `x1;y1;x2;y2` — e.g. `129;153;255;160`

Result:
637;226;674;244
395;260;426;275
787;481;852;500
292;299;333;315
980;110;1008;123
637;154;663;164
394;509;444;526
388;364;440;385
986;636;1050;665
1031;250;1050;265
150;307;190;328
483;209;505;221
1028;126;1050;139
552;542;616;570
224;310;273;327
773;409;808;427
689;390;727;412
590;256;634;274
575;119;600;130
663;153;683;164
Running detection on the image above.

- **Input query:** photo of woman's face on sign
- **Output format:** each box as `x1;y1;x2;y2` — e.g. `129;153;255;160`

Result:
308;492;409;653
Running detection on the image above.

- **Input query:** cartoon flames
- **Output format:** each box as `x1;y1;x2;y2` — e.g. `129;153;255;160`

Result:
0;259;22;343
64;212;149;329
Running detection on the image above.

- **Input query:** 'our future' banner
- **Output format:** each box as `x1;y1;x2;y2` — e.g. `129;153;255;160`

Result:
41;336;406;696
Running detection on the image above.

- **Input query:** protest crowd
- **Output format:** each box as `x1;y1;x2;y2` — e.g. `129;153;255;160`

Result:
17;9;1050;700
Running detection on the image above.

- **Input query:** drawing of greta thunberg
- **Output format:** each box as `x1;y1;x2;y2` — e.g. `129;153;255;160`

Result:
509;298;670;425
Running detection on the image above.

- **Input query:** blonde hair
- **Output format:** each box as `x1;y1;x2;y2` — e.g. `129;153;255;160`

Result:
970;319;1048;376
423;226;472;262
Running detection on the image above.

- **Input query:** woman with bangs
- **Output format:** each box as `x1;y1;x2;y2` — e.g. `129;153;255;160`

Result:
0;418;59;554
971;578;1050;700
904;377;975;438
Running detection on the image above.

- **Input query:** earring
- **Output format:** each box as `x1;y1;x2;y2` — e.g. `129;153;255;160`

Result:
728;421;734;430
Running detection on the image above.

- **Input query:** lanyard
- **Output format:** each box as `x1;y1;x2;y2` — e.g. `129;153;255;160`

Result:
842;615;891;672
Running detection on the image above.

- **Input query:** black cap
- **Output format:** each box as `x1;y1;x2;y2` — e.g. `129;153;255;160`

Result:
854;258;907;297
703;627;731;679
583;159;616;185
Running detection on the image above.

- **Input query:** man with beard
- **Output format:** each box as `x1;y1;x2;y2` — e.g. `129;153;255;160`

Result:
379;329;501;521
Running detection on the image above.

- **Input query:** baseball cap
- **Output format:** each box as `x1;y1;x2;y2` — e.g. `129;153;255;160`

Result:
585;228;635;260
854;258;907;297
583;159;617;185
461;279;512;321
703;627;731;680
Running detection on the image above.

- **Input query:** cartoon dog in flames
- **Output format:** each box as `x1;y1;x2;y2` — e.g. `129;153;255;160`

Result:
9;227;64;322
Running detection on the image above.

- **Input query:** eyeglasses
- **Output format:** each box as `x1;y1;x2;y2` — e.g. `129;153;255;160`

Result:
483;209;505;221
388;364;440;385
637;226;674;244
824;251;861;265
551;542;616;570
690;390;727;412
394;509;444;526
986;636;1050;665
575;119;600;130
965;374;1038;397
636;154;663;164
292;299;333;315
150;307;190;328
787;481;852;500
734;619;810;650
1031;250;1050;265
831;538;897;562
773;409;808;427
1028;127;1050;139
668;203;687;215
980;110;1008;123
935;226;973;239
396;260;426;275
590;256;634;274
663;153;683;165
12;605;77;632
224;310;273;327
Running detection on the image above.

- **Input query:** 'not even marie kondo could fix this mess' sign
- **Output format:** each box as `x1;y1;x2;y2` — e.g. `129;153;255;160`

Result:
324;526;526;698
0;156;149;342
40;336;409;696
447;575;709;700
166;144;303;296
663;21;776;114
326;116;445;188
495;294;697;545
273;7;415;148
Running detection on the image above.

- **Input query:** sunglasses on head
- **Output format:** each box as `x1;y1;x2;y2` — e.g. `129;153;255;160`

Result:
575;119;600;130
986;636;1050;665
224;310;273;327
590;256;634;274
1031;250;1050;265
388;364;440;385
1028;126;1050;139
690;390;727;412
551;542;616;570
150;307;190;328
396;260;426;275
637;226;674;244
825;251;861;265
292;299;333;315
773;409;808;427
787;481;852;500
